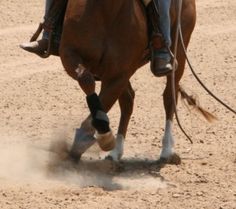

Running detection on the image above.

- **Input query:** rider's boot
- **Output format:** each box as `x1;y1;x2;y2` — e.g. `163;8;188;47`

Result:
20;0;66;57
20;35;59;57
20;0;53;56
148;0;173;77
20;39;49;56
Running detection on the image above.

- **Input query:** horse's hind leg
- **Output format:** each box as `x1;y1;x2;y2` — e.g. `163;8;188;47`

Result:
106;82;135;161
160;1;196;164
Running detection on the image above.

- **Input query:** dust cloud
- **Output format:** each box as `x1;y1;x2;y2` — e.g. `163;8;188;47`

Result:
0;135;166;191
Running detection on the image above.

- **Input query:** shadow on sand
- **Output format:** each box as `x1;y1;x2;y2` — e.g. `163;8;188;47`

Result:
45;141;167;191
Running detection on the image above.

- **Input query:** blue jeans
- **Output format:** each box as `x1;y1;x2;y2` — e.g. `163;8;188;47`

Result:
42;0;61;43
154;0;172;60
42;0;53;40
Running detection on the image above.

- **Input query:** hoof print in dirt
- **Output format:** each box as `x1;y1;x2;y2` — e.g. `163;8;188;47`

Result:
102;158;123;173
158;153;181;165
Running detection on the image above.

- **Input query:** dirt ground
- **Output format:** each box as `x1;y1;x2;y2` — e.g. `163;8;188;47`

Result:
0;0;235;208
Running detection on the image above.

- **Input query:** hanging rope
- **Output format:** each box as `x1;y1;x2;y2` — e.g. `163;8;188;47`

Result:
169;0;193;143
179;27;236;115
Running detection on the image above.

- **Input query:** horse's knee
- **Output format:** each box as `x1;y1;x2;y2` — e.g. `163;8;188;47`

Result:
76;65;96;95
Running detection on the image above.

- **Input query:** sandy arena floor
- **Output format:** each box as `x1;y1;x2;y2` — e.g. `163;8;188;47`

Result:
0;0;235;208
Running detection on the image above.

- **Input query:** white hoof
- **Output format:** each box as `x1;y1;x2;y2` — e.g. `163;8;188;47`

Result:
106;134;124;161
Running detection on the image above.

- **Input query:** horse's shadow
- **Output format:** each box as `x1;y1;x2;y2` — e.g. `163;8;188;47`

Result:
78;157;165;176
45;140;167;191
47;155;167;191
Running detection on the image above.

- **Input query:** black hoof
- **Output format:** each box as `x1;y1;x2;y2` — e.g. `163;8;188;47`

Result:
69;151;82;163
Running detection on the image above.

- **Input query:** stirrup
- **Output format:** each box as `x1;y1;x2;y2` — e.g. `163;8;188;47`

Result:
28;23;53;58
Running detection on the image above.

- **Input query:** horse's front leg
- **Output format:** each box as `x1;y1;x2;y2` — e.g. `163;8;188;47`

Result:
160;75;177;164
75;65;116;152
106;82;135;161
71;77;132;162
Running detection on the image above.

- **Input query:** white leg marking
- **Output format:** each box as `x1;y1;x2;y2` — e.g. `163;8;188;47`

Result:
107;134;124;161
160;120;175;159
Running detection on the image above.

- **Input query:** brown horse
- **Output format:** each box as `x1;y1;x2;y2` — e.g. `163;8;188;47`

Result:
59;0;196;163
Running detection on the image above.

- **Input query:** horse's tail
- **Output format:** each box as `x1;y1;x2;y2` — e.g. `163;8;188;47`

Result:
178;86;217;122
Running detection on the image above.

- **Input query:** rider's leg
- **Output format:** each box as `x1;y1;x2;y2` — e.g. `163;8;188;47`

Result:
156;0;172;62
42;0;53;40
148;0;173;77
20;0;52;55
42;0;61;44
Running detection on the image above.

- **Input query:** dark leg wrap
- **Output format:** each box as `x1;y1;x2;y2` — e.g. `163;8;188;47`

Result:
86;93;110;134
